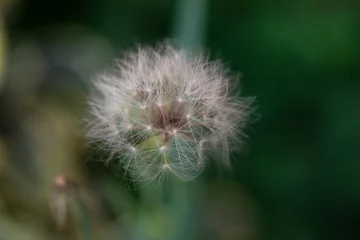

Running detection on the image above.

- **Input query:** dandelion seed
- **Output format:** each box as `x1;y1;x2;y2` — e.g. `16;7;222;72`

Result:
86;42;253;184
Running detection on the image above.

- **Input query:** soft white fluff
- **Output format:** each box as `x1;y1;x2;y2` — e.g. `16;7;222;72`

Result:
86;43;252;183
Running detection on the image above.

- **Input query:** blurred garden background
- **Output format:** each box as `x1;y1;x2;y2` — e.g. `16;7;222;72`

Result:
0;0;359;239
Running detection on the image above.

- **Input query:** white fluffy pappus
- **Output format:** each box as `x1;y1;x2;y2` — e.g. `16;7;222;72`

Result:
86;43;253;183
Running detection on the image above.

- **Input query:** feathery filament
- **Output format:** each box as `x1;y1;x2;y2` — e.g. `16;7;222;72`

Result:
86;43;252;183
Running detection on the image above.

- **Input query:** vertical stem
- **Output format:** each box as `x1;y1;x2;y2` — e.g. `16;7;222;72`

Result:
137;1;208;239
172;0;208;51
170;0;208;239
168;176;203;240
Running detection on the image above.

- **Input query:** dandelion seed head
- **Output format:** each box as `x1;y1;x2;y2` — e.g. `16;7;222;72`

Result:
86;43;253;184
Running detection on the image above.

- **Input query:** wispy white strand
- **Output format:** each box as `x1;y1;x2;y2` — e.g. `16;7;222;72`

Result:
86;43;253;183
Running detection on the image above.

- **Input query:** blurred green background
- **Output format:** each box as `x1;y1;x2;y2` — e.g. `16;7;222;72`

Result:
0;0;359;239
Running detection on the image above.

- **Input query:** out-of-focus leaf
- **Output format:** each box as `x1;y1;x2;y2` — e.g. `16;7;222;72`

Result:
23;101;86;198
200;181;259;240
0;138;7;174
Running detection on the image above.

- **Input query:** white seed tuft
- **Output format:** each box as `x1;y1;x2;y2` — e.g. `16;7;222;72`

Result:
86;43;253;184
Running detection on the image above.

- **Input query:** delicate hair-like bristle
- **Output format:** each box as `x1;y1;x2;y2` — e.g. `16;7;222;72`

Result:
85;43;253;183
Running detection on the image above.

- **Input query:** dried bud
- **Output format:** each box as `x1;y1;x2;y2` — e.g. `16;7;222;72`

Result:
86;43;253;183
51;176;79;231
